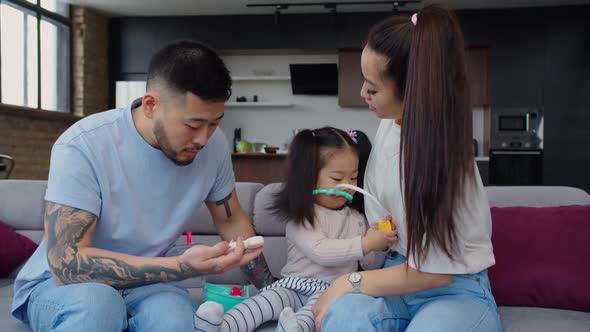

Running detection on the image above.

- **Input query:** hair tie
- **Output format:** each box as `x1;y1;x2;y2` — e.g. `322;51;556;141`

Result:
411;13;418;26
347;130;357;143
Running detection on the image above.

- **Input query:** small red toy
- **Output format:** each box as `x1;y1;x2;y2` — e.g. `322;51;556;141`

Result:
230;287;241;297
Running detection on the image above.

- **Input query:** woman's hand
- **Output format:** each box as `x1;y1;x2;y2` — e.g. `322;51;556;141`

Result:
312;275;352;332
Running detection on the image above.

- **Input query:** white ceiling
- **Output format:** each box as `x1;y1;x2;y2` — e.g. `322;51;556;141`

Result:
63;0;590;17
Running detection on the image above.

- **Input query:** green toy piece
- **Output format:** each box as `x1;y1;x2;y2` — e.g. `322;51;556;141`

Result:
203;282;250;312
312;188;354;204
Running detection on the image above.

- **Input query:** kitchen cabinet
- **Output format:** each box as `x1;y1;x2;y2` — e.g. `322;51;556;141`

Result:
476;160;489;186
466;47;490;107
338;49;365;107
489;149;543;185
232;153;287;184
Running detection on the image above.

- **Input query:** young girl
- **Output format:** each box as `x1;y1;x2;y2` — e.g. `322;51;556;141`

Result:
194;127;398;332
312;4;501;332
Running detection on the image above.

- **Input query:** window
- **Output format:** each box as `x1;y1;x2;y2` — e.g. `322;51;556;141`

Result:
0;0;70;112
40;0;69;16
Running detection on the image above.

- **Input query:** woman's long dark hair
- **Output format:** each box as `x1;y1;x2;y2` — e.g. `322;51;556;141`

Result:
272;127;371;227
367;4;474;268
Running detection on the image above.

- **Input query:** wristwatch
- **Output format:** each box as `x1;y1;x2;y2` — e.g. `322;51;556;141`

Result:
348;272;362;294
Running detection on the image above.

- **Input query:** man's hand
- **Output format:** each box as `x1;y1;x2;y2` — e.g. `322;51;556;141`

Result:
178;238;263;275
207;189;276;289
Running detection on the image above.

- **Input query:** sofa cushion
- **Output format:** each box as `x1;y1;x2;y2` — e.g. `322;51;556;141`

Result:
0;180;47;230
14;231;44;245
498;306;590;332
486;186;590;207
0;181;264;236
489;205;590;312
0;221;38;277
252;185;590;235
252;183;288;236
0;286;32;332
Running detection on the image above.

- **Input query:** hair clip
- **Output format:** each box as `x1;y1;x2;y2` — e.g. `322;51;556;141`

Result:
347;130;357;143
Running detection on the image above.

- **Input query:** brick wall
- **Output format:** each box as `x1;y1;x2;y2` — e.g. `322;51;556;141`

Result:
73;6;108;117
0;114;72;179
0;6;108;180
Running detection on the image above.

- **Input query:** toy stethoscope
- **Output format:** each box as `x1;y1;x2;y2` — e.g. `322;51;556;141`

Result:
313;184;392;227
311;188;354;203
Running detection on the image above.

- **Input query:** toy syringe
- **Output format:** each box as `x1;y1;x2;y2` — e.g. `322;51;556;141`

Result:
334;184;394;230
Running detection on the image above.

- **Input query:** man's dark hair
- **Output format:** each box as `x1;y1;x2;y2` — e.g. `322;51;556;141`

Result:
147;40;232;102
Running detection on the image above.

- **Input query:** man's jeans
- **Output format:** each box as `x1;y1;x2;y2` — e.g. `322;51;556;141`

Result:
322;251;501;332
26;278;197;332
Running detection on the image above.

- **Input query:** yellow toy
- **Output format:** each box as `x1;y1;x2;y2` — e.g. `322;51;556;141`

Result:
377;220;392;231
335;184;394;230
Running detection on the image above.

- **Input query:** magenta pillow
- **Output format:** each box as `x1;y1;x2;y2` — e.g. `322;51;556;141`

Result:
0;220;38;277
489;205;590;312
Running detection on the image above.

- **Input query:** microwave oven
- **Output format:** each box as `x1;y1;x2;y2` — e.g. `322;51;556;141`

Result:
491;108;543;150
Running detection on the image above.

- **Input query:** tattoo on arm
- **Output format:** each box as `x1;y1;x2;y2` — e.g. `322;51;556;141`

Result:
44;202;212;289
215;193;233;218
240;254;276;289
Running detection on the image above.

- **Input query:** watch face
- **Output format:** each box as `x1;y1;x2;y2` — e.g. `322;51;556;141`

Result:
349;273;361;283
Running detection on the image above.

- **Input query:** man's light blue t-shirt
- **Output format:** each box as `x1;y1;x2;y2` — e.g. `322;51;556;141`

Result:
12;102;235;321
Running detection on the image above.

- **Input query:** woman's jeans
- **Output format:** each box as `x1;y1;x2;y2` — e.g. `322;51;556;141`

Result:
322;251;501;332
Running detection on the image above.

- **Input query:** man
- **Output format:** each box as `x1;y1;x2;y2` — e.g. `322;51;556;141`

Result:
12;41;275;331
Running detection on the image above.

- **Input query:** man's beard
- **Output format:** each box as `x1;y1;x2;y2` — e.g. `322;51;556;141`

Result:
153;120;202;166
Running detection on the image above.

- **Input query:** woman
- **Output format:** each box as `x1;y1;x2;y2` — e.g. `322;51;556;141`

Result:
312;4;501;331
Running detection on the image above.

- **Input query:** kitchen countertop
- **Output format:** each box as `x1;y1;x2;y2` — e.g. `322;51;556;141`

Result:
232;153;287;158
232;154;489;161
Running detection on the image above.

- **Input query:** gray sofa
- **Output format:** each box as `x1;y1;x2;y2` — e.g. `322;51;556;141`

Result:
1;180;590;331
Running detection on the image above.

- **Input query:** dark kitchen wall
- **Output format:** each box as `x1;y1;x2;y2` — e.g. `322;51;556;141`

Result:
109;5;590;193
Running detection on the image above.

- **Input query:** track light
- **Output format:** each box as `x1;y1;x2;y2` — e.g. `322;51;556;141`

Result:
248;1;420;11
274;5;288;25
324;4;337;23
252;1;421;25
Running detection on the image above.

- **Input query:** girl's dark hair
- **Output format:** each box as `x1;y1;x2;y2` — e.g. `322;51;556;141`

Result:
272;127;371;227
367;4;474;268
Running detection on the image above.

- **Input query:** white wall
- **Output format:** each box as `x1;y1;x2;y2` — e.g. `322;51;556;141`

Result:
220;54;379;151
115;81;146;108
115;53;485;154
472;106;485;157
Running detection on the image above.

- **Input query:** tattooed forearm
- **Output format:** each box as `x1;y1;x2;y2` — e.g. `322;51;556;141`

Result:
240;254;276;289
53;254;199;289
44;202;207;289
